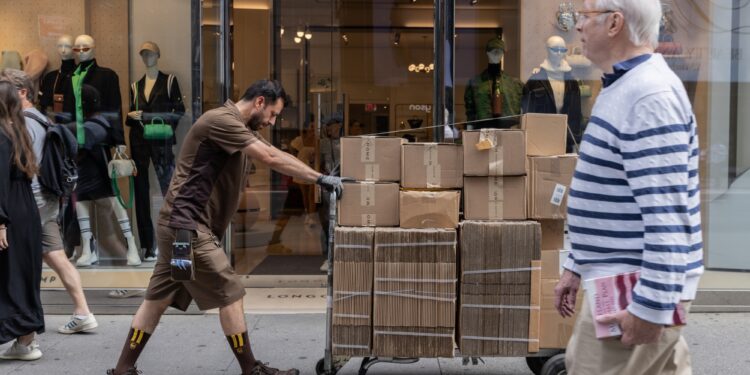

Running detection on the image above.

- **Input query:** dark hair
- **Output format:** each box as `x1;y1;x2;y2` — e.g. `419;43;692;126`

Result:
0;81;37;179
240;80;291;108
81;84;101;118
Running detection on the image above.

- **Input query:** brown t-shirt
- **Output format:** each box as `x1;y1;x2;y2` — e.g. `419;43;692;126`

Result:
159;100;264;238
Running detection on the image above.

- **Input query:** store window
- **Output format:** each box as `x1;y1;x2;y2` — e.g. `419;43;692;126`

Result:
1;0;192;288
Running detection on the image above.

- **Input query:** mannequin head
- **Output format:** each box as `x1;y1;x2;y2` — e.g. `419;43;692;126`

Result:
139;41;160;68
56;35;74;60
485;37;505;64
545;36;568;68
73;35;95;62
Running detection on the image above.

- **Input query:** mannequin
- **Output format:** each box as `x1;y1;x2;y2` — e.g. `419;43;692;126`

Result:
61;35;124;145
40;35;76;116
464;37;523;129
522;36;582;152
126;41;184;261
72;84;141;267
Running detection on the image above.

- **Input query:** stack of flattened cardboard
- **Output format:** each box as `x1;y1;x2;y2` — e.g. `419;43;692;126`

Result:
332;227;375;356
459;221;541;357
372;228;457;358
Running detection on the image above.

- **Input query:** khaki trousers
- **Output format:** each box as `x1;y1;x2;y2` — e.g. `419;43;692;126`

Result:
565;295;692;375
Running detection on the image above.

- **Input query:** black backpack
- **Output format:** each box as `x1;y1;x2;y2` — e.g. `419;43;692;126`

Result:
24;111;79;197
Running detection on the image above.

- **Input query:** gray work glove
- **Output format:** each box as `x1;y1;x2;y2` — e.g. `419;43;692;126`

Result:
316;175;352;199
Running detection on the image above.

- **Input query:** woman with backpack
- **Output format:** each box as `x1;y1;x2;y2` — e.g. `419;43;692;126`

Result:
0;80;45;360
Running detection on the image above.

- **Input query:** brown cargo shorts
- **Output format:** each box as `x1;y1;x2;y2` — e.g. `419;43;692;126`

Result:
38;195;64;254
144;225;246;311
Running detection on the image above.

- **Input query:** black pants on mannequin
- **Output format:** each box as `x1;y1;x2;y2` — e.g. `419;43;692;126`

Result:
130;137;174;256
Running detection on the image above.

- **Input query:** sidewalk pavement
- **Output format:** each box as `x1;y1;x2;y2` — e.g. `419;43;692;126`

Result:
1;312;748;375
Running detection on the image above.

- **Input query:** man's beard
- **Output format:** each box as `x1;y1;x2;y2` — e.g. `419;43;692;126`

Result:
247;112;266;131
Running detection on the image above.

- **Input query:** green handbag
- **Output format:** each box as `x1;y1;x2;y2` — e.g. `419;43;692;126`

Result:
143;116;173;140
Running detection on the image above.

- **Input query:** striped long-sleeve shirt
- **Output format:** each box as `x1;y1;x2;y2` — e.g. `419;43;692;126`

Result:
563;54;704;325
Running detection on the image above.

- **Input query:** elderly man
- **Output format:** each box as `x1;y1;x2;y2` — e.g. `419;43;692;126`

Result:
554;1;703;374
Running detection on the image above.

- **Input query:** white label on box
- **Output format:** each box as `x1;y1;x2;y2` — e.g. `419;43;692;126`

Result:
361;183;375;207
364;164;380;180
488;177;504;219
362;214;376;226
489;143;504;175
550;184;567;206
423;144;441;187
361;137;376;162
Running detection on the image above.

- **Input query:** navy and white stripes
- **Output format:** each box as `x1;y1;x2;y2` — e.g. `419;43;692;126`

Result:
563;54;703;325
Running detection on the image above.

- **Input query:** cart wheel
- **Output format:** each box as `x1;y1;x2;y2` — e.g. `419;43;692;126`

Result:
540;353;567;375
525;356;547;375
315;358;338;375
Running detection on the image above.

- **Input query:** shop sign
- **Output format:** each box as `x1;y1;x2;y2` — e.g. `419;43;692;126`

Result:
409;104;432;113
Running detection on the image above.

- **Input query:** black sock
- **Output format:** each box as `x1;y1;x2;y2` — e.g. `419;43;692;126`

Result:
115;328;152;373
226;331;257;373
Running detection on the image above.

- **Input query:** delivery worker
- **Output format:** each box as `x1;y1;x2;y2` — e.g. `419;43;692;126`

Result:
108;80;346;375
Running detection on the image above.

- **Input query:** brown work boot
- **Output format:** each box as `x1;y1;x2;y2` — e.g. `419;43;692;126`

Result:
106;368;141;375
246;361;299;375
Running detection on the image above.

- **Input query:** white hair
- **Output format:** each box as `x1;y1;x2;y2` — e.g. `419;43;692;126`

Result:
595;0;662;48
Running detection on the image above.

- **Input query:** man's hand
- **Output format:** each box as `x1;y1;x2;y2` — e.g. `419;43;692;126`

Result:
0;226;8;250
554;269;581;318
597;310;664;346
316;175;352;198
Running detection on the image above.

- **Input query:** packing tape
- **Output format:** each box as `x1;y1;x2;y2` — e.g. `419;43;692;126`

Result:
462;335;539;343
462;266;541;275
361;183;375;207
488;177;504;219
364;163;380;180
375;277;457;283
423;143;442;188
333;313;370;319
375;241;456;248
334;291;372;302
332;343;370;350
489;142;504;175
333;244;371;250
361;136;376;162
374;330;454;338
462;304;541;310
375;290;455;302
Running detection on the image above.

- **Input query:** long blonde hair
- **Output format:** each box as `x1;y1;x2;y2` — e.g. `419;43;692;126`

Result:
0;81;37;179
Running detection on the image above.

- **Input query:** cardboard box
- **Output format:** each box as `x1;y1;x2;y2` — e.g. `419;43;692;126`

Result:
402;143;463;189
400;190;460;229
332;227;374;356
338;182;399;227
463;129;526;176
521;113;567;156
540;279;581;349
341;136;405;182
463;176;527;220
528;155;578;219
541;250;562;280
460;221;541;285
539;219;565;250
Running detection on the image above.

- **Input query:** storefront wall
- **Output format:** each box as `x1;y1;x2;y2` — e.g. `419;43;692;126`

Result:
4;0;749;300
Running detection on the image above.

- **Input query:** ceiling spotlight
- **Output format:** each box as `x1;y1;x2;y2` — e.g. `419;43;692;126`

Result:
294;36;302;44
394;32;401;46
296;28;304;38
342;34;349;45
470;0;478;5
304;26;312;40
408;64;416;72
280;27;285;36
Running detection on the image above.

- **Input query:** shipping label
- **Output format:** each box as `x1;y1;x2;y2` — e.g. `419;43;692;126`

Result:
550;184;567;206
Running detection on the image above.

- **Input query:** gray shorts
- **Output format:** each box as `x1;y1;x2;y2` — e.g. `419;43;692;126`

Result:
37;194;64;254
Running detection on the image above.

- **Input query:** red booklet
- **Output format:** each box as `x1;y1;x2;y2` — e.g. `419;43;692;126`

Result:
584;271;687;339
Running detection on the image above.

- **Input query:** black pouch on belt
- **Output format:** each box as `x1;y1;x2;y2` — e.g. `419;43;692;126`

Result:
171;229;195;281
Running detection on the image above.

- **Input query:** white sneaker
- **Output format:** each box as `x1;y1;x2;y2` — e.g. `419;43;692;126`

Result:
58;314;98;334
126;242;142;266
108;289;145;299
320;260;330;272
0;340;42;361
76;250;95;267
